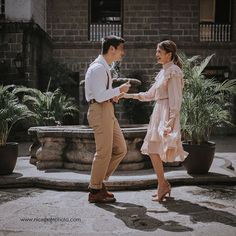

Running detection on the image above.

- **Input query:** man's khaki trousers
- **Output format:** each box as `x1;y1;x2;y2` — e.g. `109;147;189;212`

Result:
87;102;127;189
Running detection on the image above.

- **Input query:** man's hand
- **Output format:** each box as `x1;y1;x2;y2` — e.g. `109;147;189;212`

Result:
113;92;125;103
113;96;119;103
119;81;131;93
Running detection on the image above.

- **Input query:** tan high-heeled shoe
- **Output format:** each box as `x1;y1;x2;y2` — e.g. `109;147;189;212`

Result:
152;181;171;202
152;180;171;197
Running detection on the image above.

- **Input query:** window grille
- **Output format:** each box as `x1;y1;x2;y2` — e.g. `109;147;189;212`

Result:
89;0;122;41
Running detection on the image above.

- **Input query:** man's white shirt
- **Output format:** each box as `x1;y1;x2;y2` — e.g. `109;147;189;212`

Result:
85;55;120;103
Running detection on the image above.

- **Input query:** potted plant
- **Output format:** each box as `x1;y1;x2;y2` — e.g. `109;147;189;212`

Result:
0;85;32;175
14;87;79;126
180;54;236;174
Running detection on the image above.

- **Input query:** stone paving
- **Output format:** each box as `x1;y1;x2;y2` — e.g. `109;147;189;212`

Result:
0;136;235;235
0;185;235;236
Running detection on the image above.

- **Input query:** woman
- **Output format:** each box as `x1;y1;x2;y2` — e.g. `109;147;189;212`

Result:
124;40;188;202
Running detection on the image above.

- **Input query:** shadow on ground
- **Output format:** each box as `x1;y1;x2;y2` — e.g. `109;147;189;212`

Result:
96;201;193;232
0;188;43;205
162;198;236;227
96;196;236;232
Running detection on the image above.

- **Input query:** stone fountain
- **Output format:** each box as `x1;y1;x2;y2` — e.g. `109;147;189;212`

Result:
28;124;151;171
28;77;153;171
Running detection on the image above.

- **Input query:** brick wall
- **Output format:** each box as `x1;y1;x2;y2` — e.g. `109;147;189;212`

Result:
123;0;160;42
46;0;236;124
0;22;52;87
123;0;199;43
46;0;88;42
170;0;199;42
0;30;23;83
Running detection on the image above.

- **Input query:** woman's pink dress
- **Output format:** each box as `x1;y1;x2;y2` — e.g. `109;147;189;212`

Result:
135;61;188;162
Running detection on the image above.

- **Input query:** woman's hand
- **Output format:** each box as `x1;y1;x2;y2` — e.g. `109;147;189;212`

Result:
123;93;136;99
163;126;172;136
163;121;172;136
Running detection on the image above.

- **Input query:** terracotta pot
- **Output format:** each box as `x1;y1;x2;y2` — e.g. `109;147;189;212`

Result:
0;142;18;175
182;141;215;174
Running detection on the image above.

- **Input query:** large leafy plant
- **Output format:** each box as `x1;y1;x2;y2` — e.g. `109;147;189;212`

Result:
14;87;79;126
0;85;32;145
180;54;236;144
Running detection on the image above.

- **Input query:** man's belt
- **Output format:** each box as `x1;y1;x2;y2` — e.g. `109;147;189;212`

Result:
88;99;113;105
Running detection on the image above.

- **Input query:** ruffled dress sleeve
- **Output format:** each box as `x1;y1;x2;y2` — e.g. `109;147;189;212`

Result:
165;68;184;130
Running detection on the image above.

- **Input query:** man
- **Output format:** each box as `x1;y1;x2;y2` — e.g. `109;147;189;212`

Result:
85;35;130;203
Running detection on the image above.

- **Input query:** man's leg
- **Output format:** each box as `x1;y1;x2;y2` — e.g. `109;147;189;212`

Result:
105;119;127;180
88;103;114;190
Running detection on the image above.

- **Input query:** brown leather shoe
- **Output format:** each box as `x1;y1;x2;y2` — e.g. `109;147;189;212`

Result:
102;183;114;198
88;191;116;203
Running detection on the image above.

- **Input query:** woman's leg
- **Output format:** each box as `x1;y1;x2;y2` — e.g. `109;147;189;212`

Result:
149;153;166;186
149;154;171;201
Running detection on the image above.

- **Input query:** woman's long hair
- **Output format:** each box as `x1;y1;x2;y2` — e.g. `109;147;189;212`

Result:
158;40;183;69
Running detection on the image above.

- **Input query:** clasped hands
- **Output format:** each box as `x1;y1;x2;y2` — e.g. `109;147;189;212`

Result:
112;81;131;103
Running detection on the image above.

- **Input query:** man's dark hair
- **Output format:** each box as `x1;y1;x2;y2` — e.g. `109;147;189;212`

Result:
101;35;125;55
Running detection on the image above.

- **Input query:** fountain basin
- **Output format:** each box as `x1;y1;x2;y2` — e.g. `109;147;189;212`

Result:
28;125;151;171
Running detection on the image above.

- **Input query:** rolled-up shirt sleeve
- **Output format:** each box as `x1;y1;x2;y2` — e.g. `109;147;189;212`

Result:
166;71;183;129
87;66;120;103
